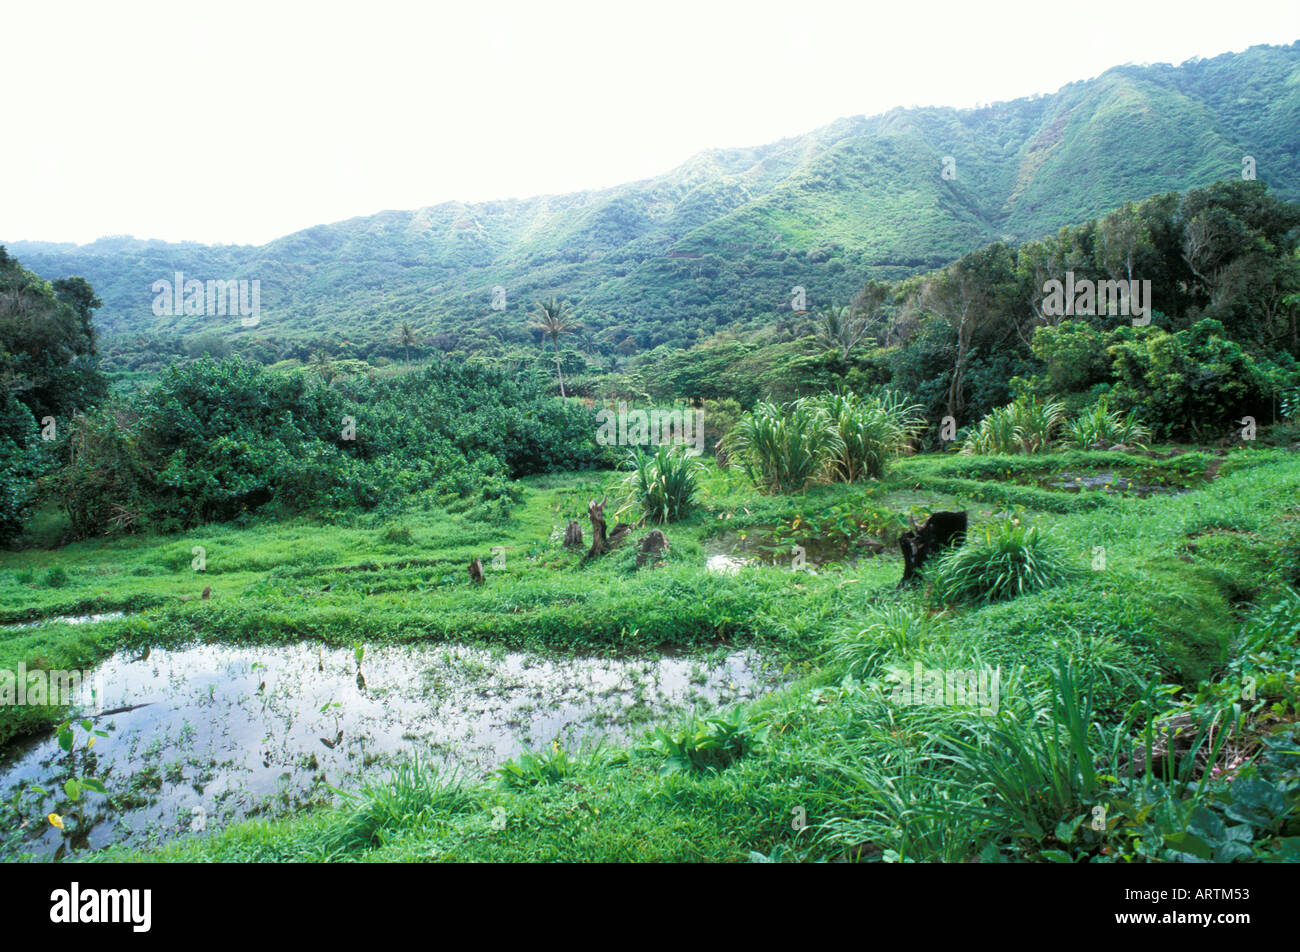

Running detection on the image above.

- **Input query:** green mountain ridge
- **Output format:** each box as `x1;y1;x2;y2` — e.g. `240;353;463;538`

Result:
7;41;1299;350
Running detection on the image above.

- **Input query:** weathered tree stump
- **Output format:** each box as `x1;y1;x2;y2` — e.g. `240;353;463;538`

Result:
563;520;584;548
898;510;968;585
585;497;632;559
468;557;485;585
587;498;608;559
636;529;670;567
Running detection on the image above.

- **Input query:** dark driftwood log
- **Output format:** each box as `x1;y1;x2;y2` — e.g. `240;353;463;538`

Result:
636;529;670;567
468;557;485;585
563;521;584;548
585;497;633;559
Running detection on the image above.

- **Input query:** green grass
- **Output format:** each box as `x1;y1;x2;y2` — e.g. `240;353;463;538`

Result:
3;445;1298;863
928;517;1079;606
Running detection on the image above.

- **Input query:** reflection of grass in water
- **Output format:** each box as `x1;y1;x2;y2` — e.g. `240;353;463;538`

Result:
0;473;808;744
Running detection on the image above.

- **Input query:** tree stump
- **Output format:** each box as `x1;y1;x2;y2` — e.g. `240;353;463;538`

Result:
898;511;967;586
468;557;485;585
586;497;632;560
563;521;584;548
586;498;608;558
636;529;670;567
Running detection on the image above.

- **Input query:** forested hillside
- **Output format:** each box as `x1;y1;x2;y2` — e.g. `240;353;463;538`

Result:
9;42;1299;359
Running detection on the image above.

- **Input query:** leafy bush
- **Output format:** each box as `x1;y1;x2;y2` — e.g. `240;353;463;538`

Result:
648;707;768;774
1108;320;1270;440
42;567;69;588
1281;388;1300;422
0;398;44;544
53;356;599;537
494;745;578;788
378;525;415;546
930;518;1077;605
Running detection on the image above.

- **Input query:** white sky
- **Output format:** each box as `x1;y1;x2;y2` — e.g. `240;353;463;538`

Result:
3;0;1297;246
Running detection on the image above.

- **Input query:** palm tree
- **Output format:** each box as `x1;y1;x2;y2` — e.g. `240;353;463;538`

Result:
529;298;582;397
812;305;873;363
394;322;420;365
309;349;336;384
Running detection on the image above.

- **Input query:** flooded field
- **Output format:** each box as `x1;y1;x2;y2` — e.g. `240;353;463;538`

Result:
706;527;892;573
0;640;780;859
1037;471;1191;497
2;612;126;631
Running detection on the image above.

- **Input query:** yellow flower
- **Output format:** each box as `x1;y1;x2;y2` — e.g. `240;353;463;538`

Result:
552;739;560;754
48;813;64;830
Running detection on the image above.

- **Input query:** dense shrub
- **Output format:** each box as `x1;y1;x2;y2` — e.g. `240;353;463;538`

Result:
1108;320;1272;440
54;356;603;537
0;250;109;542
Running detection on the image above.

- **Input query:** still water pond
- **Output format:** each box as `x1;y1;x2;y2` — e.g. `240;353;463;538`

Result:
0;641;779;858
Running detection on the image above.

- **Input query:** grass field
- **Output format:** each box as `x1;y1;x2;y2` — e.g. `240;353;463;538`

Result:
2;445;1297;862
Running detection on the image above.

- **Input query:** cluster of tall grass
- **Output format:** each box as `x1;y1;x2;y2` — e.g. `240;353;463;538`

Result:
1060;398;1152;450
962;396;1152;455
825;603;943;680
960;397;1065;455
321;758;472;854
934;662;1111;846
810;656;1259;862
622;444;703;523
928;517;1078;605
727;390;923;493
